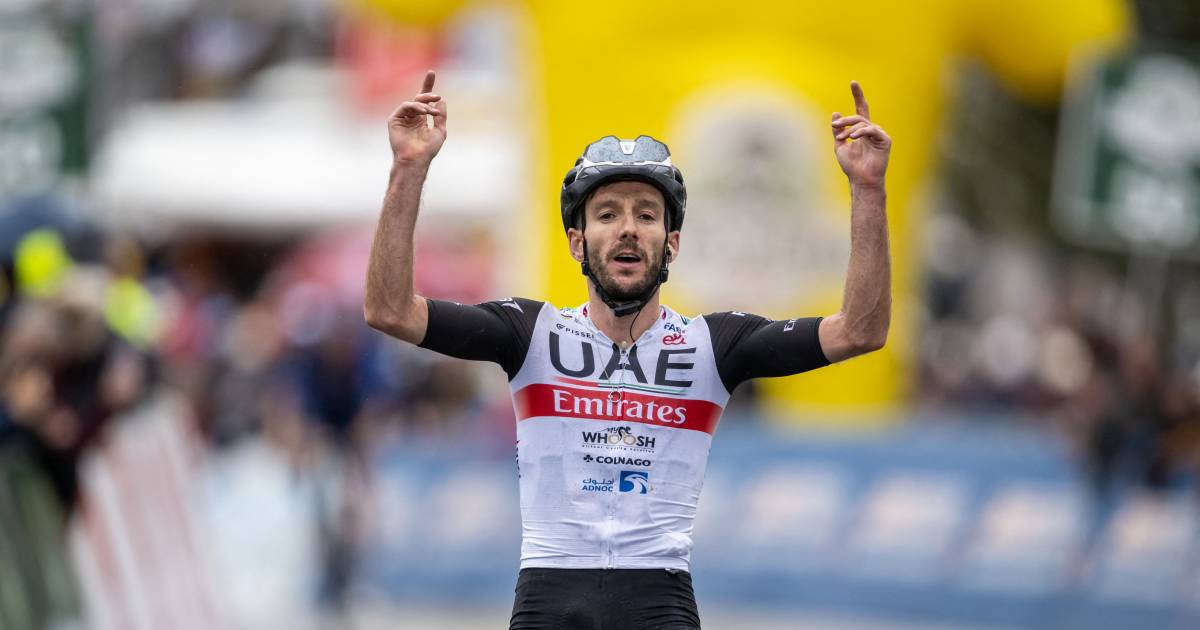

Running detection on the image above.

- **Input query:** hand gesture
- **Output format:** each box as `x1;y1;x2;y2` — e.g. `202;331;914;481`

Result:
831;81;891;187
389;70;447;165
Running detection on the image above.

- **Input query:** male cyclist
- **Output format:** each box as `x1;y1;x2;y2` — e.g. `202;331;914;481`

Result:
365;70;891;629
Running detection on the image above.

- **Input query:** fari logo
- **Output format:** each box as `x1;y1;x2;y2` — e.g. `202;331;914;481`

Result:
580;426;656;452
619;471;649;494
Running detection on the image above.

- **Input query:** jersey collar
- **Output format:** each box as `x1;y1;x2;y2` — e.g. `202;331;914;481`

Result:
576;302;674;346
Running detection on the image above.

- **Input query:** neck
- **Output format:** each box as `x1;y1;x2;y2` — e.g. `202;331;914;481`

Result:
586;282;662;346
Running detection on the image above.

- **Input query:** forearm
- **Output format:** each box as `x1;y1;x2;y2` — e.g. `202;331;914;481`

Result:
364;161;430;342
838;182;891;351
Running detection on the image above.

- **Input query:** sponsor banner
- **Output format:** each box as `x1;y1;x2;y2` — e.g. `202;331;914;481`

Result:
1054;49;1200;259
513;383;721;434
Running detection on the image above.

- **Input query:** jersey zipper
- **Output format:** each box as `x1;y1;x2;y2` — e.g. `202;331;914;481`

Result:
607;340;632;568
609;342;629;418
604;509;616;568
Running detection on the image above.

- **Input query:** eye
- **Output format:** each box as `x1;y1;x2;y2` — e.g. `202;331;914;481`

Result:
639;212;656;222
598;211;616;221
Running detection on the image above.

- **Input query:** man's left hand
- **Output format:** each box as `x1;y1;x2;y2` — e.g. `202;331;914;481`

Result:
832;81;891;188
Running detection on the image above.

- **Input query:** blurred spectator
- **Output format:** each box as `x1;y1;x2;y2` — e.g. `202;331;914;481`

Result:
920;59;1200;550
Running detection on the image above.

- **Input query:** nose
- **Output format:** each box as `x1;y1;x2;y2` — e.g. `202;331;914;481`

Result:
617;211;639;240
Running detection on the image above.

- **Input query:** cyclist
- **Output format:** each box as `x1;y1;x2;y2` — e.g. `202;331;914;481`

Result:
365;70;891;629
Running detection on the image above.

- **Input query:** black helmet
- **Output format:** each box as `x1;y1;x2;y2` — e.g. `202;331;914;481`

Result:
560;135;687;233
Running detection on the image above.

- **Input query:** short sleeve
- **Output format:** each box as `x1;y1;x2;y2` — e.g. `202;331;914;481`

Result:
418;297;543;379
703;312;829;393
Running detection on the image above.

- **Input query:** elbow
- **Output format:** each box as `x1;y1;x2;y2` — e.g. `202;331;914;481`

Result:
849;329;888;355
863;333;887;354
363;302;398;333
364;296;423;343
363;305;384;331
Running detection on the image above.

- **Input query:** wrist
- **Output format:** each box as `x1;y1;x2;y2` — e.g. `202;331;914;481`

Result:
849;179;886;195
390;159;431;179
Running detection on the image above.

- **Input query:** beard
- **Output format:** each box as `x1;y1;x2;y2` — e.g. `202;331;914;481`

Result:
588;239;664;302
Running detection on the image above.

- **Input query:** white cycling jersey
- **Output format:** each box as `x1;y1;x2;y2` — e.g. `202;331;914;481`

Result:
419;298;828;570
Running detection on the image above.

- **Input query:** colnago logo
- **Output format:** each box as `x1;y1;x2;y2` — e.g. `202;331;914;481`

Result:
581;426;656;451
584;454;652;467
619;471;649;494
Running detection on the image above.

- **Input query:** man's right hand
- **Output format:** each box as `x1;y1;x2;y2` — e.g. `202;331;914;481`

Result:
388;70;447;166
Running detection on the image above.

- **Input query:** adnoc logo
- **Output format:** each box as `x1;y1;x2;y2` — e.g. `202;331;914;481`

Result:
619;471;649;494
581;477;615;493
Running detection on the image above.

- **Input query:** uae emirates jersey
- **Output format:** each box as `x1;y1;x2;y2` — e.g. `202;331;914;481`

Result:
420;298;828;570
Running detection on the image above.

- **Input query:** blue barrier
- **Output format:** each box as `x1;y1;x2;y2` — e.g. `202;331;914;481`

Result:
359;418;1200;629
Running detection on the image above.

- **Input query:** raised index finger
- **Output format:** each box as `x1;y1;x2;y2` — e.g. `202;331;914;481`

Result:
850;80;870;119
421;70;436;94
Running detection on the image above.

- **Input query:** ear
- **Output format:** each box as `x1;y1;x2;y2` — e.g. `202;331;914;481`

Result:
666;230;681;262
567;227;586;263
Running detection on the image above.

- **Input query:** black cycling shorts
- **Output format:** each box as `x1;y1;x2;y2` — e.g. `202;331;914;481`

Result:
509;568;702;630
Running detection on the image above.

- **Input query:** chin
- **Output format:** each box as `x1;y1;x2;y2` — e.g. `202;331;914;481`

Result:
603;279;653;301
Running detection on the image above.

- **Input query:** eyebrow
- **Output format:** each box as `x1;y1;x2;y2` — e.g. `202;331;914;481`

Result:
591;197;663;212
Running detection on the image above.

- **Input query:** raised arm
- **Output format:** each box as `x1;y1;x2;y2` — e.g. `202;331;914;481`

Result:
364;70;447;344
818;81;892;363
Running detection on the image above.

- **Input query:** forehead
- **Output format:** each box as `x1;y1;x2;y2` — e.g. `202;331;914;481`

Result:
586;181;664;210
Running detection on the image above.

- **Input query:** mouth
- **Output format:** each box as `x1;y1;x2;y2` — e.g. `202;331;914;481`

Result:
610;250;644;272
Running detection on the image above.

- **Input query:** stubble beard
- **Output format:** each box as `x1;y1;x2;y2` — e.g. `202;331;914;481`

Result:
588;240;663;302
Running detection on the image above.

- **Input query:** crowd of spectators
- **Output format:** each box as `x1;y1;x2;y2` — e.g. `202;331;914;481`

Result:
916;60;1200;523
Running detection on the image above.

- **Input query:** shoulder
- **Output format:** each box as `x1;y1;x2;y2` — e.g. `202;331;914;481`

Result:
426;297;550;337
697;310;772;332
460;297;549;322
484;297;546;313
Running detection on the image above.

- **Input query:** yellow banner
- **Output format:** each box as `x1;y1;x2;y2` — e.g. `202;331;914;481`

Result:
361;0;1128;422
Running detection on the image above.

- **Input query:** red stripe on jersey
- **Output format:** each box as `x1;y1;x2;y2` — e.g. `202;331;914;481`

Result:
514;383;722;434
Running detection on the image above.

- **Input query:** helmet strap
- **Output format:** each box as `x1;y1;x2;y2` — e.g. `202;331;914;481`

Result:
580;235;670;319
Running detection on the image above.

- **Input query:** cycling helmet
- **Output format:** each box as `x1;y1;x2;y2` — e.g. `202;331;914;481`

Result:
560;135;686;233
